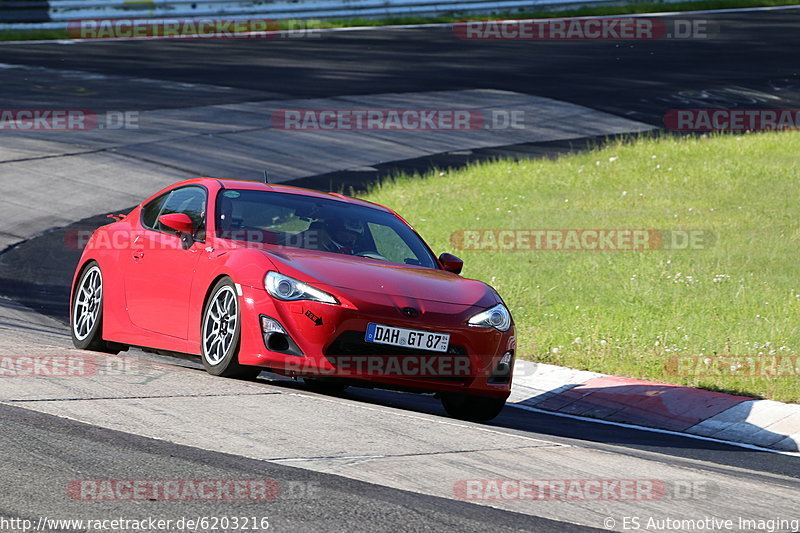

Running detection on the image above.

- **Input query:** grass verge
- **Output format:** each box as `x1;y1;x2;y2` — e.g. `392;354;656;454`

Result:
0;0;797;41
360;132;800;403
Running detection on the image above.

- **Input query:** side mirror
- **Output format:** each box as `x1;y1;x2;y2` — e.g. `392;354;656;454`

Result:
438;253;463;275
158;213;195;235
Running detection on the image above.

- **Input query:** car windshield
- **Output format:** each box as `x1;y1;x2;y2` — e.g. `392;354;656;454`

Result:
215;189;437;268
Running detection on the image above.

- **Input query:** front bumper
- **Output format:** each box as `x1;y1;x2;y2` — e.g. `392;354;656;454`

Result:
236;284;515;398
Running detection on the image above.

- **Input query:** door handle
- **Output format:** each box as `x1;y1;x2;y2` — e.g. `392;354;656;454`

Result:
132;250;144;261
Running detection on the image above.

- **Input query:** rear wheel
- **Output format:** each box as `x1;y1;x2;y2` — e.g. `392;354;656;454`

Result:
201;277;261;379
441;393;506;422
71;262;121;354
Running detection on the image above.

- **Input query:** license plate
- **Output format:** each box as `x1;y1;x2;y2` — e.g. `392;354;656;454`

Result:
365;323;450;353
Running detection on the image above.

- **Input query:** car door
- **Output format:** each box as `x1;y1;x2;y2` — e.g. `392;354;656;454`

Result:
124;186;207;339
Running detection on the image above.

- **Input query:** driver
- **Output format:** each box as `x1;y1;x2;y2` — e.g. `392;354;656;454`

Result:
324;217;364;254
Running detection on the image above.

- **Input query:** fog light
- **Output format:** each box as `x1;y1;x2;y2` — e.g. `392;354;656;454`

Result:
260;315;286;335
259;315;304;357
489;351;514;383
261;315;288;348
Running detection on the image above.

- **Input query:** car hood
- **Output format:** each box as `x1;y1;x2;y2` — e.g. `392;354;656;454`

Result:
263;247;498;307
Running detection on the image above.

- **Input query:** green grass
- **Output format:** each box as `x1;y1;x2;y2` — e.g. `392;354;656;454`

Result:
1;0;797;41
359;132;800;403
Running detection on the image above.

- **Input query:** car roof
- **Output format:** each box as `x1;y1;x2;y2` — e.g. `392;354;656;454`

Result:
175;177;391;212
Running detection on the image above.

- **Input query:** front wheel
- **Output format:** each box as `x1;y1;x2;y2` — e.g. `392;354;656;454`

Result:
441;393;506;422
200;277;261;379
71;262;121;354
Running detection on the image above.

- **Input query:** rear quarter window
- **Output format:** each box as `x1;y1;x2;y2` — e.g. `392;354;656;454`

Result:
140;193;168;229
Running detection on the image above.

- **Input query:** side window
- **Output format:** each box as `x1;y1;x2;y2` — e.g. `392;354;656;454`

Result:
144;187;207;239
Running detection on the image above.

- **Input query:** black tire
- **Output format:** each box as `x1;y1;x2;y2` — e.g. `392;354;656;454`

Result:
200;277;261;379
303;378;349;395
71;261;121;354
441;393;507;422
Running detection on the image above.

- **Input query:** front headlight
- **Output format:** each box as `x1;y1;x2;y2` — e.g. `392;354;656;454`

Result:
265;271;339;305
468;303;511;331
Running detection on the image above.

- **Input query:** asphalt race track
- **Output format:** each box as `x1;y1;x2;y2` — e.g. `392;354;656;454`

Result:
1;7;799;532
2;9;800;124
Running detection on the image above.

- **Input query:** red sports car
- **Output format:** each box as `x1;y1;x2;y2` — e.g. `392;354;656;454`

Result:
70;178;516;421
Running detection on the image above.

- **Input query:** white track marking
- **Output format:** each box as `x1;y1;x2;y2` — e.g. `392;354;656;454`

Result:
510;402;800;457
